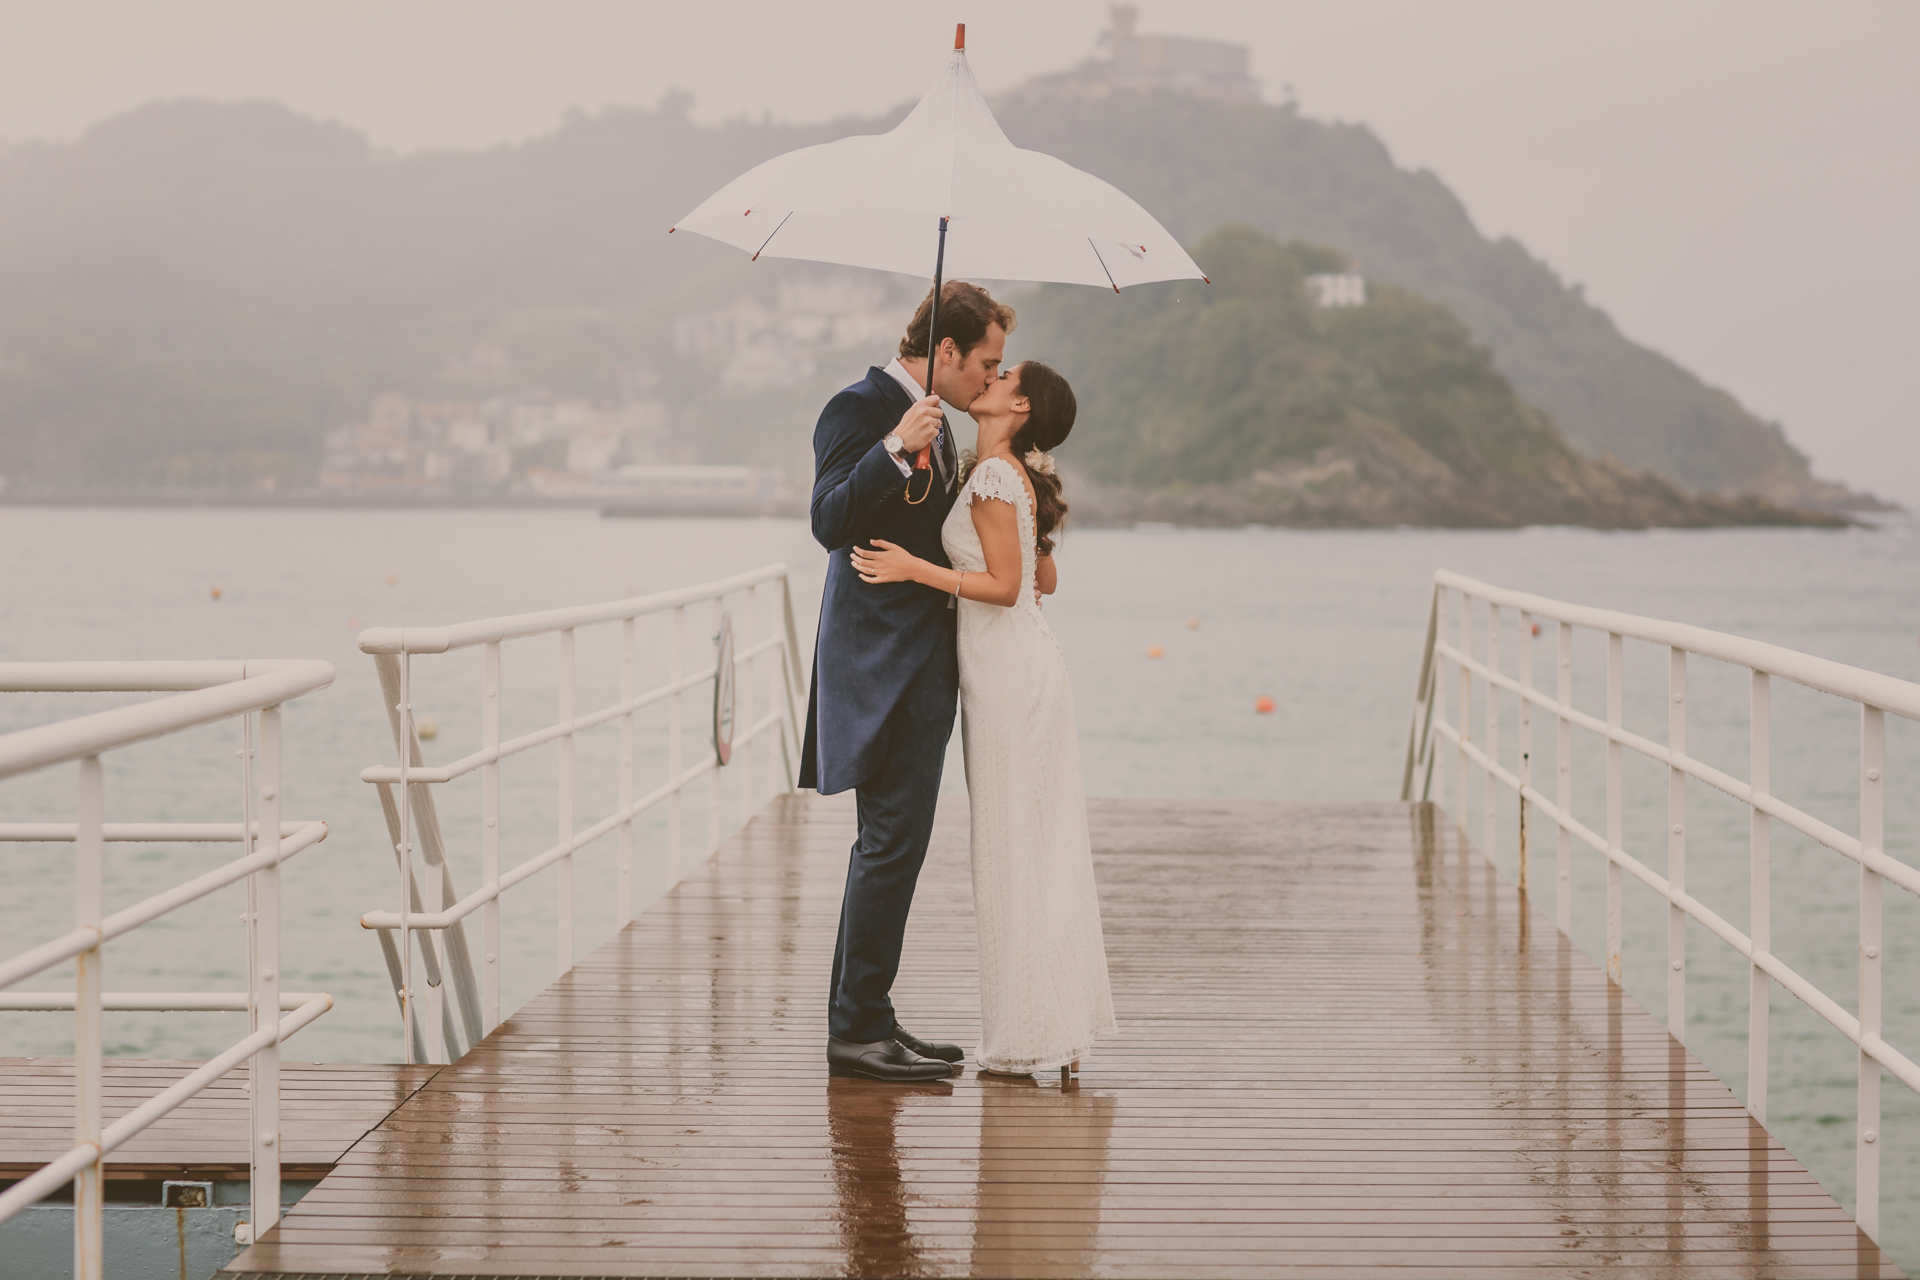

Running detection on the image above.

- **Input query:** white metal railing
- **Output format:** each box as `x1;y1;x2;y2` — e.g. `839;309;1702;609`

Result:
1402;570;1917;1242
0;659;336;1272
355;563;807;1064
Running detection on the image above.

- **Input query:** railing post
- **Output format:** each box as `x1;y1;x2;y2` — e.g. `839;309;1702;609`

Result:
1431;588;1449;808
1517;611;1532;897
779;574;805;792
1556;622;1573;935
397;653;415;1065
1484;601;1499;866
1749;670;1771;1122
480;640;501;1033
1605;632;1623;985
617;618;635;929
557;627;576;976
250;705;284;1236
1456;590;1471;835
1858;704;1885;1240
1402;583;1440;803
708;597;722;856
668;604;685;884
741;585;757;823
72;752;104;1280
1667;648;1687;1043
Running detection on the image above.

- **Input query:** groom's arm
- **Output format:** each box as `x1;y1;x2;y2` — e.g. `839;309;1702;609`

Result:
810;390;909;551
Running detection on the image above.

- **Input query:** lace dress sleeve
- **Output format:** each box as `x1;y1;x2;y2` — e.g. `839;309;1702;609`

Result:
967;456;1029;512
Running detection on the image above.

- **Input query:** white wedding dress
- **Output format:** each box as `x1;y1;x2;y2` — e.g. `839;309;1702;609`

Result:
942;456;1117;1073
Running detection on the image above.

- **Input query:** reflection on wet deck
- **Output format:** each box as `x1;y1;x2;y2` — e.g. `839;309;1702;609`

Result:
223;796;1900;1279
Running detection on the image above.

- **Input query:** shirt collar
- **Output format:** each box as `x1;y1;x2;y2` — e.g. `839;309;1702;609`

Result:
883;357;928;407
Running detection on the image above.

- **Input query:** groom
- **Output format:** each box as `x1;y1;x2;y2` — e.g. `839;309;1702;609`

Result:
801;281;1014;1082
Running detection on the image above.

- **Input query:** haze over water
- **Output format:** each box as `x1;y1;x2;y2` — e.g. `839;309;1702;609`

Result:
1;508;1917;1260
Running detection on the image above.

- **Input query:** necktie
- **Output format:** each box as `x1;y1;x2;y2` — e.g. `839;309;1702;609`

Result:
931;425;952;491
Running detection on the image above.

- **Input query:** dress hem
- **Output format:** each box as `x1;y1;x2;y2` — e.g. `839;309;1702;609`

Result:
973;1022;1118;1075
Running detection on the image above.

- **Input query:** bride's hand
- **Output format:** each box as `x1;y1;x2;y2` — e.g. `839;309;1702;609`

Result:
851;539;922;585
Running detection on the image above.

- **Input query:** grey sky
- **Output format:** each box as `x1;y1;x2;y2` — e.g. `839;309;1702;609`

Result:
3;1;1915;504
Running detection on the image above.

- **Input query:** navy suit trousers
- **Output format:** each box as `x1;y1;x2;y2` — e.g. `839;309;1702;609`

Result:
827;638;958;1043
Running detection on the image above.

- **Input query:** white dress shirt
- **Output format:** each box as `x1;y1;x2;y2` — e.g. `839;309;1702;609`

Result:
882;358;943;477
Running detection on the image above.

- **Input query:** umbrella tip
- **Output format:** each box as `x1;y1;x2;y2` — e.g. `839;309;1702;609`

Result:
1203;275;1212;284
955;23;965;50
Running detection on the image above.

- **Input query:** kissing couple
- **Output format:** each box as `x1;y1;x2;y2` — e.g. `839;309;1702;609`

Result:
799;280;1117;1082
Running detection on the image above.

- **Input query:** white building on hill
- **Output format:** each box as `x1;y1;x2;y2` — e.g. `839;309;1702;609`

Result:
1306;272;1367;309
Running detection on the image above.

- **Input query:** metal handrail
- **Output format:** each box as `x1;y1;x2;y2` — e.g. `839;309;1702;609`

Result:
355;563;799;656
1402;571;1916;1244
0;660;336;1273
0;659;334;776
356;563;808;1065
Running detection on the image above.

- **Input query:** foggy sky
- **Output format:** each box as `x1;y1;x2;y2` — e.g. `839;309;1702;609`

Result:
2;0;1915;504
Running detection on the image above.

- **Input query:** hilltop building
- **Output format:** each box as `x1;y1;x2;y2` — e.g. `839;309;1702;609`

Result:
1013;5;1261;104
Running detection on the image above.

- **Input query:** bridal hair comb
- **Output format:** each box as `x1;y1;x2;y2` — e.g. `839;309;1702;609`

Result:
1023;449;1057;477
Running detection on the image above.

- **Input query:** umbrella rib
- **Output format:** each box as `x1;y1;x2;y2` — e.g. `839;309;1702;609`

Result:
750;211;795;262
1086;238;1121;293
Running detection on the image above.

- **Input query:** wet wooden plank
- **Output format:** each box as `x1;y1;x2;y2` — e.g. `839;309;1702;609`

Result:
0;1058;439;1180
222;796;1901;1278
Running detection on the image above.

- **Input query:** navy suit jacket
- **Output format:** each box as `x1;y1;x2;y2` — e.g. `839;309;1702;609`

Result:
799;366;960;795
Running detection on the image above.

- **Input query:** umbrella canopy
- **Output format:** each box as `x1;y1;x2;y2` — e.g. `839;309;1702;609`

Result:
671;28;1206;292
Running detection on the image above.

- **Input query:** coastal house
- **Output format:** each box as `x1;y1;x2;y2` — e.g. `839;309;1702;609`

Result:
1306;271;1368;308
673;278;910;391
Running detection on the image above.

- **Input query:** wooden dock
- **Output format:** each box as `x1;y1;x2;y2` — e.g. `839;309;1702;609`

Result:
205;795;1896;1279
0;1058;437;1193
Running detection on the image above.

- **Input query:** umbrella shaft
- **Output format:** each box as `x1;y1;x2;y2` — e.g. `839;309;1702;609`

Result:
925;215;950;400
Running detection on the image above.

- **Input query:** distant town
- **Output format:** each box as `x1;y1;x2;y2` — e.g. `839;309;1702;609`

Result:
316;277;918;508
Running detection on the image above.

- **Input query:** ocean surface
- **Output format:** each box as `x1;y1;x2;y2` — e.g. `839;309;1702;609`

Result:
3;507;1917;1262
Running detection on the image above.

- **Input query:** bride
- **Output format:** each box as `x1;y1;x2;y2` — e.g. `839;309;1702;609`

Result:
851;361;1117;1077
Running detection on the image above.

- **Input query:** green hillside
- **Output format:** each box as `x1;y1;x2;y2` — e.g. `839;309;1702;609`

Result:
995;88;1857;508
1026;226;1835;529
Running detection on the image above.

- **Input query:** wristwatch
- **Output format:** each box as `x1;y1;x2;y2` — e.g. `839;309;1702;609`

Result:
883;432;906;457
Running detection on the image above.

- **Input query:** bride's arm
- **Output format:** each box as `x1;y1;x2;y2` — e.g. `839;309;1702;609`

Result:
1036;554;1057;597
849;495;1024;608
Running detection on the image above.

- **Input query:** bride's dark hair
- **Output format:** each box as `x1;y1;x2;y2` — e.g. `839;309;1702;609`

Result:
1010;361;1076;556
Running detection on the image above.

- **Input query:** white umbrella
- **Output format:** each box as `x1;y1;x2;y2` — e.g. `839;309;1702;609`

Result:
672;24;1207;348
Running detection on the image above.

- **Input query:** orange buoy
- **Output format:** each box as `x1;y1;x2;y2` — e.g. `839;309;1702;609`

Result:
347;615;362;629
1146;645;1166;659
209;586;222;600
386;573;399;586
1254;696;1276;714
1531;622;1541;636
1186;616;1201;630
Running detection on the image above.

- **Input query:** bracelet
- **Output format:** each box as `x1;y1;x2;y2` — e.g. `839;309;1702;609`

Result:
950;571;964;609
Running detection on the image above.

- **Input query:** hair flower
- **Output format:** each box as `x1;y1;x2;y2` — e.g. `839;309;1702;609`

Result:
1023;448;1057;477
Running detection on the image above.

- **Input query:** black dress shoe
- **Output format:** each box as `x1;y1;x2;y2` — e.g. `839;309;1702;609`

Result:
826;1035;956;1081
891;1024;964;1064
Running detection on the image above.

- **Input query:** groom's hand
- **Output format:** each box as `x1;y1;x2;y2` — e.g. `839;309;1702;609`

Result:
893;396;944;454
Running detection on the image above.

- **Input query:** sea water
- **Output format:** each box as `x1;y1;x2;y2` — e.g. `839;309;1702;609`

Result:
2;507;1917;1263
